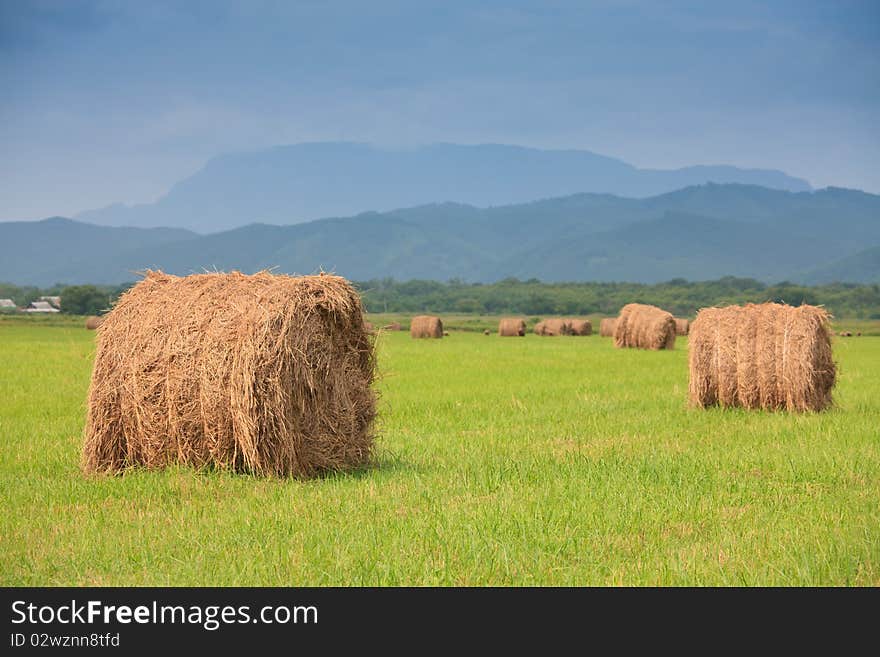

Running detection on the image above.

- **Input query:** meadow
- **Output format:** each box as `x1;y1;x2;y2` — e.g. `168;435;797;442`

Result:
1;320;878;585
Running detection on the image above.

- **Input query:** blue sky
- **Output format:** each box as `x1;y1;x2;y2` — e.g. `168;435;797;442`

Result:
2;0;878;219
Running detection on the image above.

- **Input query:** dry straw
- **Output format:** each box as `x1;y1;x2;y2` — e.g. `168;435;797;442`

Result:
534;318;569;336
410;315;443;338
567;319;592;336
498;317;526;336
613;303;676;350
688;302;835;412
599;318;616;337
82;270;376;477
674;318;690;336
85;316;104;330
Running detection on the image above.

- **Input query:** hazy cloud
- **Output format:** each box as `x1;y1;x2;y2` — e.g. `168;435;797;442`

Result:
2;0;878;218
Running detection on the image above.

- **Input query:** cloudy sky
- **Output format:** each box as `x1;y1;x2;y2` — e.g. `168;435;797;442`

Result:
2;0;878;219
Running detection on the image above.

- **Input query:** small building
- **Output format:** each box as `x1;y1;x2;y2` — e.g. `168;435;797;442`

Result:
39;296;62;309
24;300;60;313
0;298;16;309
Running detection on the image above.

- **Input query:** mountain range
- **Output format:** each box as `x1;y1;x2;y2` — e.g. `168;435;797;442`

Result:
74;143;813;233
3;183;878;287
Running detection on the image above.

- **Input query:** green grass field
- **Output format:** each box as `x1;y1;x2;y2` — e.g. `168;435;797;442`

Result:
1;322;878;585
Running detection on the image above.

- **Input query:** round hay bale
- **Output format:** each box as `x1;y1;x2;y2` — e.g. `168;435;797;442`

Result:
483;329;491;335
382;322;402;331
443;331;450;336
82;271;376;477
410;315;443;338
674;318;690;336
613;303;676;350
535;318;569;336
567;319;592;336
599;318;616;337
498;317;526;337
688;302;835;412
85;315;104;330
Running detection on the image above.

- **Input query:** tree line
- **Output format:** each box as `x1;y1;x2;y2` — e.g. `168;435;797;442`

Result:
357;277;880;318
1;277;878;318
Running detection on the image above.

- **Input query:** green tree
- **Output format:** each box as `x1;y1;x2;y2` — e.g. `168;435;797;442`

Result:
60;285;109;315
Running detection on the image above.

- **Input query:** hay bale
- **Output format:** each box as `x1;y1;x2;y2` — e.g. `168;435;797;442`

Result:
383;322;402;331
364;320;375;333
567;319;592;336
674;318;690;336
483;329;491;335
535;318;569;336
85;316;104;330
443;331;450;336
599;318;616;337
613;303;676;350
498;317;526;337
688;302;835;412
82;271;376;477
410;315;443;338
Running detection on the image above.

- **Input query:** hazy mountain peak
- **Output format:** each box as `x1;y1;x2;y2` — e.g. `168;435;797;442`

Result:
72;142;813;233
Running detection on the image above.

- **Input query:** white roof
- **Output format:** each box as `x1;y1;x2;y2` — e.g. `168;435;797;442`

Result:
26;301;60;312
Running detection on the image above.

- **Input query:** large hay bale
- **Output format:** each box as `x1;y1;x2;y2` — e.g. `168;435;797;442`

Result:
82;271;376;477
567;319;592;336
599;318;616;337
688;302;835;412
613;303;676;350
498;317;526;336
410;315;443;338
534;318;569;336
85;316;104;330
674;318;690;336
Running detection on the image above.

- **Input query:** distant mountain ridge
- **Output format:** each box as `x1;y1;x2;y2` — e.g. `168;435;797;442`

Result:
73;142;812;233
3;183;877;287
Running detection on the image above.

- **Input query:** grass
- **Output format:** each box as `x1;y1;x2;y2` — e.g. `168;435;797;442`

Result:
1;322;878;585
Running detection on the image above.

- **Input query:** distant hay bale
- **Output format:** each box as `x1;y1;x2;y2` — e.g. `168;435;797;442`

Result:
82;271;376;477
498;317;526;336
443;331;450;336
383;322;402;331
567;319;592;336
364;320;374;333
688;302;835;412
483;329;491;335
674;318;690;336
613;303;676;350
85;316;104;330
534;318;569;336
839;331;852;337
410;315;443;338
599;318;616;337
